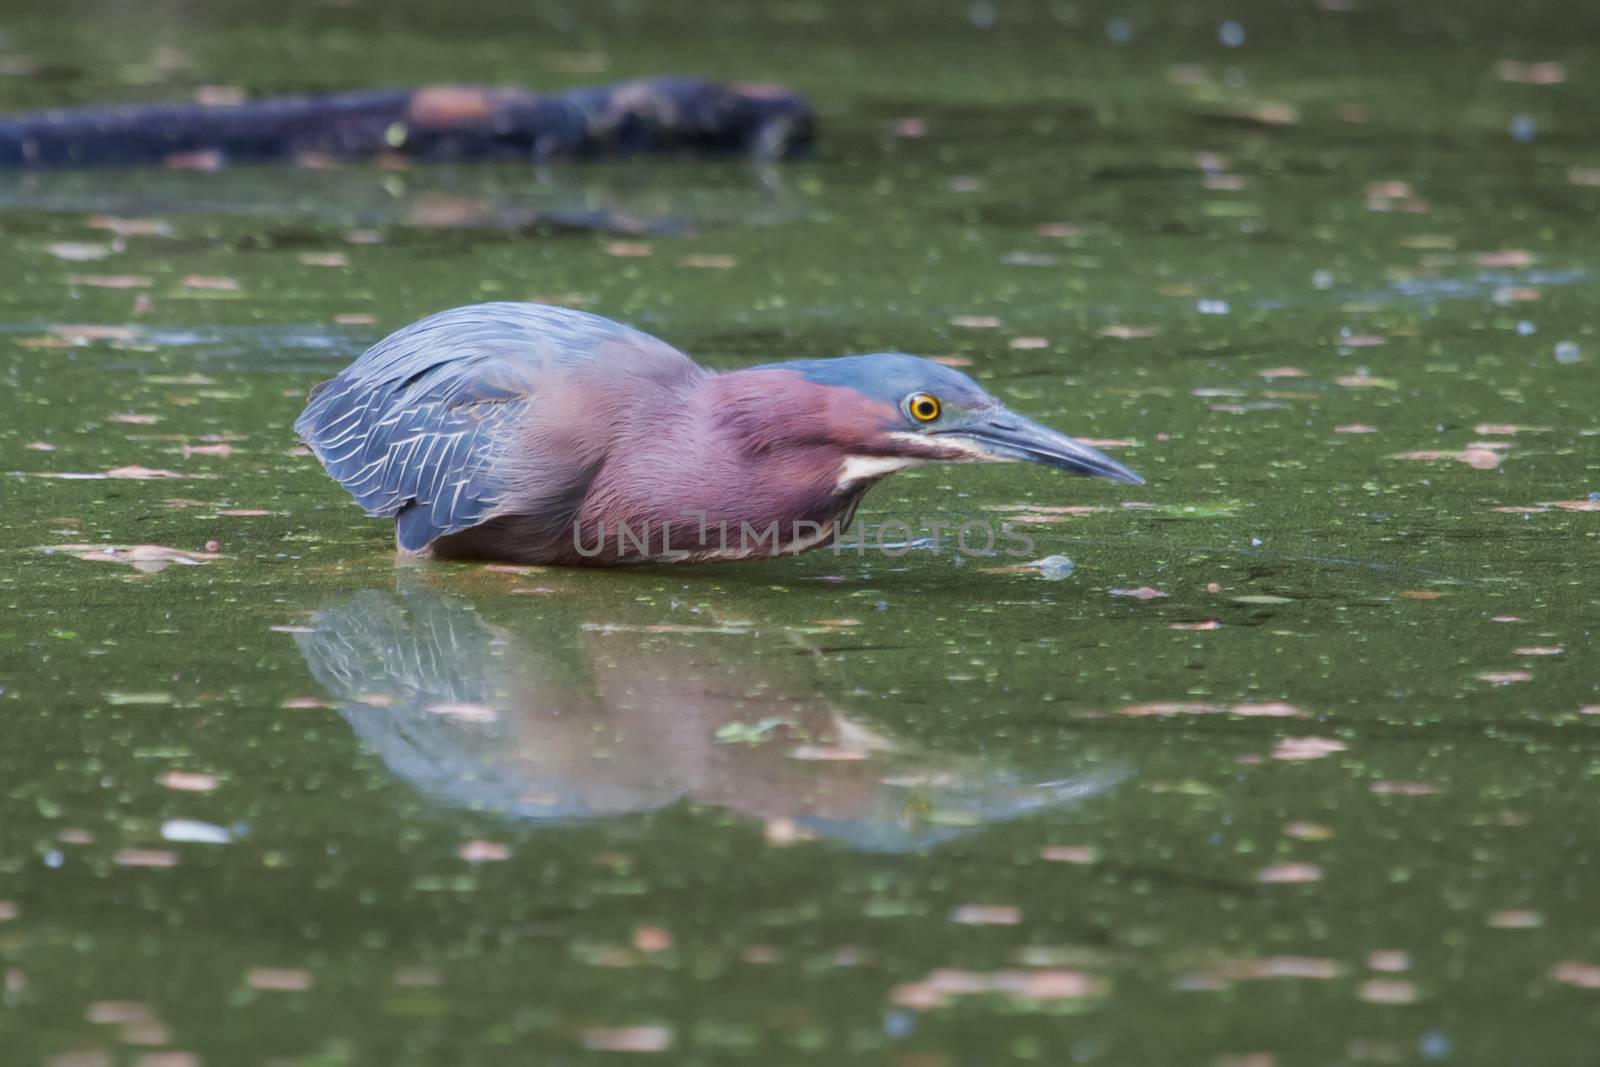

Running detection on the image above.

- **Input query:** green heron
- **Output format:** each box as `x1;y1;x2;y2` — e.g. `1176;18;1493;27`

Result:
296;302;1142;565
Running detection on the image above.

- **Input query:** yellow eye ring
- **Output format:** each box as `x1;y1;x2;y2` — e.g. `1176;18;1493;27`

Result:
907;393;941;422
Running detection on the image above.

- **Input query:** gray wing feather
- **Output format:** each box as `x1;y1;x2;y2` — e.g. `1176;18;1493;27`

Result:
295;302;689;550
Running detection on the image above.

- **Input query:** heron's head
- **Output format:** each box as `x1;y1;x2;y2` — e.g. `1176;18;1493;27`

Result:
739;353;1143;489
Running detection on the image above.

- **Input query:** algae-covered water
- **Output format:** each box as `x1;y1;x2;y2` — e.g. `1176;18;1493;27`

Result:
2;1;1598;1063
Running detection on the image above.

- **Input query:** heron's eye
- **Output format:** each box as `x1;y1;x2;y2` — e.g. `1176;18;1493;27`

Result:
906;393;942;423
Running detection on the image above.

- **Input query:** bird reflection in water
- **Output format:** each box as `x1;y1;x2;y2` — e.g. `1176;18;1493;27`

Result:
295;582;1124;852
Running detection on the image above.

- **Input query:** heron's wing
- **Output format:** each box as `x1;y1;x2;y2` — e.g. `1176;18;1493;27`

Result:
295;302;697;550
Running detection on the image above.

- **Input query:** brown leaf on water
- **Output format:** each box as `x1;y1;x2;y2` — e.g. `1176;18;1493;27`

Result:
1496;59;1566;84
69;274;152;289
1476;249;1534;268
43;543;221;574
297;252;348;267
1283;821;1332;841
1233;702;1304;719
1007;336;1049;349
1459;447;1503;470
245;967;313;992
0;901;16;921
929;354;973;367
1514;646;1563;656
107;413;160;425
1395;449;1502;470
1116;701;1221;717
950;904;1022;926
604;241;653;258
115;849;178;868
26;441;56;451
1169;620;1221;631
1489;910;1542;929
102;466;187;480
46;241;115;262
1359;978;1418;1004
1336;374;1397;389
1040;845;1096;864
458;840;510;863
1078;438;1136;449
1365;950;1409;973
335;313;376;325
1334;424;1377;434
1098;324;1157;339
181;443;233;458
160;770;219;792
1271;736;1346;761
280;697;332;710
87;216;173;237
195;84;247;106
1257;863;1322;884
1552;961;1600;988
1371;781;1440;796
48;324;140;344
891;967;1100;1010
633;927;674;953
180;274;240;290
678;254;737;269
1109;586;1168;600
950;315;1001;328
1259;367;1307;379
1477;671;1532;684
581;1026;674;1053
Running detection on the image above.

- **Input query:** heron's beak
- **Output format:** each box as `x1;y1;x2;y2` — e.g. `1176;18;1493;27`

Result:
937;411;1145;485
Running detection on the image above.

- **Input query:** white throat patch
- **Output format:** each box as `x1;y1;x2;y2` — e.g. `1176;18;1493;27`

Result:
837;455;924;489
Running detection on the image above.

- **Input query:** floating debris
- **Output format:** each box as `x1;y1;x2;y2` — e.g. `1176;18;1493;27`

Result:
1271;736;1346;761
891;967;1100;1010
245;968;314;992
950;904;1022;926
581;1026;674;1053
161;820;232;844
1109;586;1167;600
42;544;221;574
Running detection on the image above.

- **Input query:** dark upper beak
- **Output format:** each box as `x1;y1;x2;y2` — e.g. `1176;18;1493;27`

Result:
937;411;1145;485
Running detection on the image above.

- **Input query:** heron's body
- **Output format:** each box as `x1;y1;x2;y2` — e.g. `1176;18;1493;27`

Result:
297;303;1141;565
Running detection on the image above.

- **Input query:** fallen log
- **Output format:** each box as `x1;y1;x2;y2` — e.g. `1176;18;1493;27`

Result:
0;76;815;168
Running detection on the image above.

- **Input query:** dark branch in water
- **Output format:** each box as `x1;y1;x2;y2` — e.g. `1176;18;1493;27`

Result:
0;76;816;168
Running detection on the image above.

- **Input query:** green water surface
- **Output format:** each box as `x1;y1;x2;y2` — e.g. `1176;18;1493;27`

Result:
2;1;1598;1064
